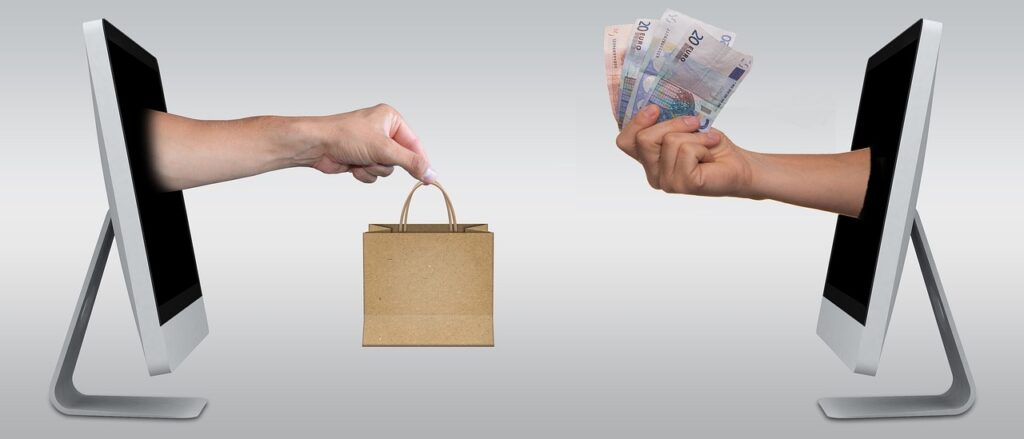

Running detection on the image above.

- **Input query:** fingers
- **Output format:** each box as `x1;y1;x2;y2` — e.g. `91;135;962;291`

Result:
363;164;394;178
649;131;718;192
387;110;427;157
655;135;680;191
659;141;711;194
637;138;661;189
633;115;704;188
351;167;377;184
375;104;435;183
663;130;721;148
636;115;702;150
315;104;435;185
625;118;729;195
616;105;660;159
371;140;432;183
344;164;392;184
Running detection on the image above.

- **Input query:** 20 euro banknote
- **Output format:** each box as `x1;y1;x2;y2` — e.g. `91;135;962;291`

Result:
641;21;753;130
621;10;735;126
614;18;657;128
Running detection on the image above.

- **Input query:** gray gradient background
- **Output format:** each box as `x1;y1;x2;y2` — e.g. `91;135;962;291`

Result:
0;0;1020;436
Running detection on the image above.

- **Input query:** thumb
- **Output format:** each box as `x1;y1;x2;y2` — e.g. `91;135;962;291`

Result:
616;105;661;159
619;105;660;139
375;140;435;183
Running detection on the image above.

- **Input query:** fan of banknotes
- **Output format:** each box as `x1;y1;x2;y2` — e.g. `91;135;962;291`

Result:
604;9;753;131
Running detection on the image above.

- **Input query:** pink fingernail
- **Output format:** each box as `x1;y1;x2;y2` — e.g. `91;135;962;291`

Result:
423;167;438;183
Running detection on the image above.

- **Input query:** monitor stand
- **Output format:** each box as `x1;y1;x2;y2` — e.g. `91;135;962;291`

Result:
818;211;976;419
50;211;207;419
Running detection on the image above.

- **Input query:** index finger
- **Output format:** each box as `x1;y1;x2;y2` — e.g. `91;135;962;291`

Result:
617;105;661;155
373;140;432;183
389;112;426;157
635;114;702;147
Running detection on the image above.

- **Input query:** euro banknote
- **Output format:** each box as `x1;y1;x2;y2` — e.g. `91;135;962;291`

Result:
603;24;631;119
641;21;753;130
604;10;751;132
620;10;736;126
614;18;657;128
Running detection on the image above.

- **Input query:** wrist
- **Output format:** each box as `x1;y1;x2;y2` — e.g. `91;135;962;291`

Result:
270;115;326;168
737;148;768;201
741;148;770;200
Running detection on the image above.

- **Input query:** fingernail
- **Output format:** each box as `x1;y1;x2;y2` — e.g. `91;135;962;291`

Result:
642;105;659;118
707;131;721;143
423;167;438;183
684;116;699;127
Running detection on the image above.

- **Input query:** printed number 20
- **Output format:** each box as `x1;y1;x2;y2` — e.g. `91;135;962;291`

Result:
689;30;703;46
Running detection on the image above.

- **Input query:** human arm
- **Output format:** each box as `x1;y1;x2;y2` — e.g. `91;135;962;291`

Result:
615;105;869;218
147;104;436;192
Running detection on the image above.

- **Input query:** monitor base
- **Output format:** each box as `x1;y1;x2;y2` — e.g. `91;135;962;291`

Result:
818;212;975;419
50;212;207;419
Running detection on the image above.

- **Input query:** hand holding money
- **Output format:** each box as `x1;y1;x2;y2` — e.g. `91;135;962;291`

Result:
607;16;875;217
616;105;755;196
603;9;752;131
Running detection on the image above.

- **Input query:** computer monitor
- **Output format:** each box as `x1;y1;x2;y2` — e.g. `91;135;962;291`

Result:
815;19;975;419
49;19;208;419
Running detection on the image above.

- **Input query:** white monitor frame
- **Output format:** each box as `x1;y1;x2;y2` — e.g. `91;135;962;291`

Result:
49;19;208;419
816;19;942;376
83;19;208;375
814;20;975;419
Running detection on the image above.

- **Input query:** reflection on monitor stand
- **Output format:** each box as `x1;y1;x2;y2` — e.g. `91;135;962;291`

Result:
49;212;207;419
819;211;975;419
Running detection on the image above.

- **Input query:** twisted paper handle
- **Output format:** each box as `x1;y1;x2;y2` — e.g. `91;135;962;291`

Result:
398;181;458;232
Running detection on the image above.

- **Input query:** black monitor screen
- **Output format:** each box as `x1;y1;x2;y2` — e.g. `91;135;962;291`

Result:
105;21;202;325
822;21;921;325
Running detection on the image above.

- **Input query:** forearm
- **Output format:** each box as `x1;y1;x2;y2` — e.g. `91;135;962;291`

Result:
742;148;870;218
148;110;320;191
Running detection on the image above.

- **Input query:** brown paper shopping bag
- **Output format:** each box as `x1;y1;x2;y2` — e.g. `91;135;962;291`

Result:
363;182;493;347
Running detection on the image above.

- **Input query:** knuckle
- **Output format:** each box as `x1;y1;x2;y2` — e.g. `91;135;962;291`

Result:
615;134;631;151
639;147;658;164
659;176;671;193
409;153;427;175
371;103;397;118
660;173;678;193
646;172;661;190
638;140;657;154
663;132;684;144
671;117;691;130
636;130;657;147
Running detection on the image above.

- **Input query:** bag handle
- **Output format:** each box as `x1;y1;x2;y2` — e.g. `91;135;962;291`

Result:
399;181;458;232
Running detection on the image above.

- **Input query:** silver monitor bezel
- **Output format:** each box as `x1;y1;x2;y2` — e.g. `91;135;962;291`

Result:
83;19;208;376
816;19;942;375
